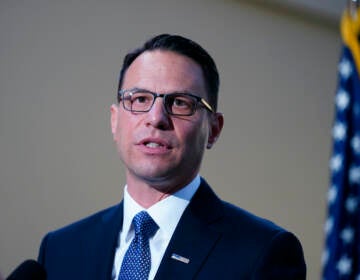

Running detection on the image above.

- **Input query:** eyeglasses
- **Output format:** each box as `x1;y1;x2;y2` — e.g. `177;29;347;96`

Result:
118;88;214;116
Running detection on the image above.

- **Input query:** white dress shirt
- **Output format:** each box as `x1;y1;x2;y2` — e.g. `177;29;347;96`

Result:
112;175;201;280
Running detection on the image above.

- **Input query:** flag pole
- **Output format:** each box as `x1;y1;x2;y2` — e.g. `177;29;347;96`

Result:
348;0;359;19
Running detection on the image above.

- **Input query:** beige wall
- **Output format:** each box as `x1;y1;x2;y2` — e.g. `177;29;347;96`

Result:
0;0;340;278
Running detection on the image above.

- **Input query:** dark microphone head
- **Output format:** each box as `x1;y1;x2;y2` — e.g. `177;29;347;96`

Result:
6;260;46;280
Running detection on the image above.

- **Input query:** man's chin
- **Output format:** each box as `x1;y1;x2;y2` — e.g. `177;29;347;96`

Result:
135;170;185;188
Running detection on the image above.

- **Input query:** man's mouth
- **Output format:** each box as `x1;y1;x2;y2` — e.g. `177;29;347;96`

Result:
140;138;171;150
145;142;164;148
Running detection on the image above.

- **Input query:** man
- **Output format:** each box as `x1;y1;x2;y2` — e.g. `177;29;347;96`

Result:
38;34;306;279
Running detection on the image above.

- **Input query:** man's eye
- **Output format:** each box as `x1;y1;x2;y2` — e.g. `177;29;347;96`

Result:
173;97;191;107
132;94;151;103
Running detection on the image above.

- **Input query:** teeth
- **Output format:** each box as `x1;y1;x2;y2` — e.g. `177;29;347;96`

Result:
146;142;161;148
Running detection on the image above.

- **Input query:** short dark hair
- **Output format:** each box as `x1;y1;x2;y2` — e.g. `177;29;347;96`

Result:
117;34;220;111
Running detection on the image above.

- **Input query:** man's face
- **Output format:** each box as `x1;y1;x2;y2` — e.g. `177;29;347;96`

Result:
111;50;222;191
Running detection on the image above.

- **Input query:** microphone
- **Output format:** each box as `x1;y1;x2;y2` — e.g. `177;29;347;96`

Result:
6;260;46;280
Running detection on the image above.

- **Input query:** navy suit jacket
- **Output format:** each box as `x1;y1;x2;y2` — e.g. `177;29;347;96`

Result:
38;179;306;279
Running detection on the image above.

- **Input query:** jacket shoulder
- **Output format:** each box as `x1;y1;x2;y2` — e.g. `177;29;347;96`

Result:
220;200;285;235
47;204;121;237
193;180;306;278
38;203;123;280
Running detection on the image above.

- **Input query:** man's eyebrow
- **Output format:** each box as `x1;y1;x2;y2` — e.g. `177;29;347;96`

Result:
167;90;197;95
125;88;199;95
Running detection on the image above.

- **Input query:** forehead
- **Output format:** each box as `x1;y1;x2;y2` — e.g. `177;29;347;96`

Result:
122;50;206;95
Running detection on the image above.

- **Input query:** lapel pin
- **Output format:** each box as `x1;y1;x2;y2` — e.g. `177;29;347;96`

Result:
171;253;190;264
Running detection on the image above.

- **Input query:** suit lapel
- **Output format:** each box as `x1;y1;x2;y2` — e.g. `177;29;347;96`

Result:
154;180;224;280
90;202;124;280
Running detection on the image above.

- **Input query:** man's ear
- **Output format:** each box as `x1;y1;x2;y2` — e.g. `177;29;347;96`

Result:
207;112;224;149
110;104;119;140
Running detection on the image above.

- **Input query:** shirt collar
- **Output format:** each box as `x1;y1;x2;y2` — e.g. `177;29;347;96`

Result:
122;175;201;240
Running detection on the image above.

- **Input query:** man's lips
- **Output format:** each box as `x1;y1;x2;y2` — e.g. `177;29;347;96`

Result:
138;138;172;149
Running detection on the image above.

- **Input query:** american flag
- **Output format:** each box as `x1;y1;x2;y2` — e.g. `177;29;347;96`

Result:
322;10;360;280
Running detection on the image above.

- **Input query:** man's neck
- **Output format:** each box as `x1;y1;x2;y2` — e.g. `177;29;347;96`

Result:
126;184;170;208
125;173;196;208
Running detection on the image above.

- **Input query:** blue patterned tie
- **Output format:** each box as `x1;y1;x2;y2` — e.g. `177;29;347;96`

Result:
118;211;159;280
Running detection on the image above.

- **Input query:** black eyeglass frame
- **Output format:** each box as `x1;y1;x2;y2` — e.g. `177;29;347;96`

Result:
118;88;214;116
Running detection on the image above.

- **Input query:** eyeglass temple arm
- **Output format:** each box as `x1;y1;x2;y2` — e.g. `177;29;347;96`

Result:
201;98;214;112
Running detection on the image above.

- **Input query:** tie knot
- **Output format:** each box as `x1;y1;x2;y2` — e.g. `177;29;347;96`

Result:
132;211;158;239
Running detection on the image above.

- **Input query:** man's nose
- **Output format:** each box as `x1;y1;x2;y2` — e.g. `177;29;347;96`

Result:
145;97;172;130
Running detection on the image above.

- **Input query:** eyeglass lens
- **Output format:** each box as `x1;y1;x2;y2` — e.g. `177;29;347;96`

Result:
123;91;197;116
